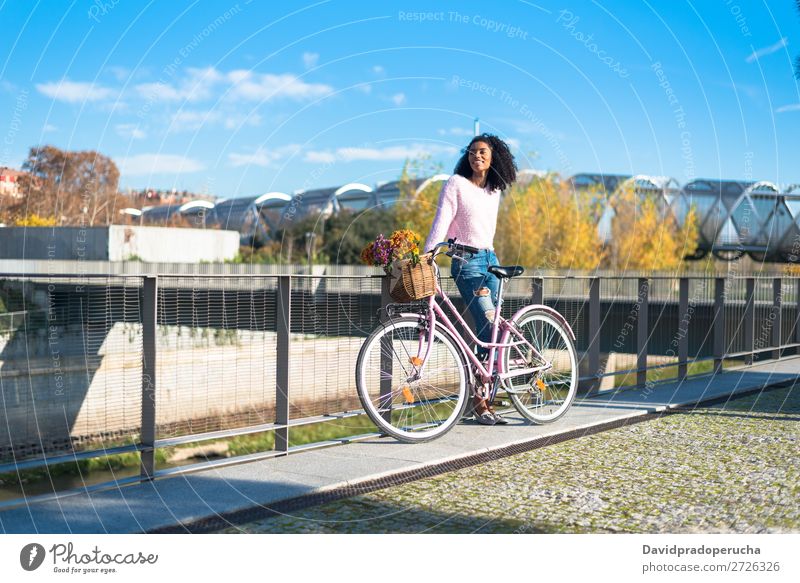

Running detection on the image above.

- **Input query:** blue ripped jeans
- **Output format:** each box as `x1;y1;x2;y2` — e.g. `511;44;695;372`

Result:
450;249;500;360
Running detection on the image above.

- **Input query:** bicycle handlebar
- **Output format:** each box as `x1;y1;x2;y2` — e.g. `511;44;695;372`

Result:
430;239;471;263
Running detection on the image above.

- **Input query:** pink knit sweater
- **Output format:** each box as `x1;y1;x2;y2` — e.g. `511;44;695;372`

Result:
424;174;501;252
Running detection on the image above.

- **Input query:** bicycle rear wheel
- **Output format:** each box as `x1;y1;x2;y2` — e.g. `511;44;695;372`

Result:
502;309;578;423
356;316;469;443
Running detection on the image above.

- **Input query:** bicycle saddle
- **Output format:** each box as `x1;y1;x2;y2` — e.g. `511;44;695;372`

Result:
488;265;525;278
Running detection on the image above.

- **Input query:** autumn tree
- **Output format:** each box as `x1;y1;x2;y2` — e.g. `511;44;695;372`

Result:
393;156;445;239
12;145;126;226
495;177;605;270
608;186;699;271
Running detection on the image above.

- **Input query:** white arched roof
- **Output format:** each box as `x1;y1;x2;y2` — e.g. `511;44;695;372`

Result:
334;183;373;196
415;174;450;195
178;200;215;212
743;181;779;196
253;192;292;205
621;175;680;191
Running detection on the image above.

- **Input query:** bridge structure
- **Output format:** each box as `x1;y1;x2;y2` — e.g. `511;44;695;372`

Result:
128;172;800;263
1;267;800;531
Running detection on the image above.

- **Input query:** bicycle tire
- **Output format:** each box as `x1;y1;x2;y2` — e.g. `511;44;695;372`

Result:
501;308;578;424
355;315;469;443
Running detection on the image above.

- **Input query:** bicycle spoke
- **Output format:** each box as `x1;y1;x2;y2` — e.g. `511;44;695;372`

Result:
502;310;577;424
356;317;467;442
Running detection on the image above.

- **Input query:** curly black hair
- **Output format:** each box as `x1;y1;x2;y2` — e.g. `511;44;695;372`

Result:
453;133;517;192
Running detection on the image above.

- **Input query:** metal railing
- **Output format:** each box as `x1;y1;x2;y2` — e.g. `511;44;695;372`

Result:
1;272;799;508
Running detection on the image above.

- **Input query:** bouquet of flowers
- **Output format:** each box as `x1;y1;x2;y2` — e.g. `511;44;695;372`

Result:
361;229;435;302
360;229;422;274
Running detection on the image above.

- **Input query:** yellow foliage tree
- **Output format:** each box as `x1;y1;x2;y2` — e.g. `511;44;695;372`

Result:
393;156;445;242
13;213;58;227
608;187;699;271
495;178;605;270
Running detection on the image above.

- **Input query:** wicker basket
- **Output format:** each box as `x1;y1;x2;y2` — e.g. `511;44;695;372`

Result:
388;252;436;303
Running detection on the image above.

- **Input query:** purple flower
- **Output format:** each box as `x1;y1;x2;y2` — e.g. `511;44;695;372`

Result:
373;234;393;266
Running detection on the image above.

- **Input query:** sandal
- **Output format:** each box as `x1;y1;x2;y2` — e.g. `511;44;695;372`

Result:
472;395;496;426
485;401;509;425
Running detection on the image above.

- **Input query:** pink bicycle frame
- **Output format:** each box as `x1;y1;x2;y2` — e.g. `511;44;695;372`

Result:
408;280;558;385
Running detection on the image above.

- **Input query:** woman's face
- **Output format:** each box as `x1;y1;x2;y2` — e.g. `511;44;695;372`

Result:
467;141;492;175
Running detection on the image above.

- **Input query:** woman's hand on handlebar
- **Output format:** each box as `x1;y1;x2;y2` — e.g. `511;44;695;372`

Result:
429;239;467;263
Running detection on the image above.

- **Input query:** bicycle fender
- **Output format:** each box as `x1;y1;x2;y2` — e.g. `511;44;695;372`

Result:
507;304;576;341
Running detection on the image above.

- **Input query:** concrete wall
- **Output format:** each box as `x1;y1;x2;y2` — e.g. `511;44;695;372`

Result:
0;226;110;260
106;225;240;262
0;226;240;263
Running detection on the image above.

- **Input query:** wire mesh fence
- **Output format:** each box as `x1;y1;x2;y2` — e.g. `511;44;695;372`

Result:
1;271;800;505
0;275;143;464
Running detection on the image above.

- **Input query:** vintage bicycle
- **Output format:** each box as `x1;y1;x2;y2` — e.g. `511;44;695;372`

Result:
355;239;579;443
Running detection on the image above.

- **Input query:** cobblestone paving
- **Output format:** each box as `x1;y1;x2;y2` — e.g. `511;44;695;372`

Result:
217;386;800;534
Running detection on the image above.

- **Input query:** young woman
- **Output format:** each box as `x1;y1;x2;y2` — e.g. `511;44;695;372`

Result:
424;133;518;425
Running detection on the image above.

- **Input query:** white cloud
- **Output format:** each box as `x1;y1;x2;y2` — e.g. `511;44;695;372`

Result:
372;65;385;75
304;143;458;163
746;38;788;63
116;154;204;176
106;66;131;82
169;109;262;132
227;70;333;101
228;144;302;167
391;93;406;106
40;67;330;112
437;127;474;137
42;124;58;133
36;79;115;103
304;151;337;164
776;104;800;113
142;67;333;102
135;66;224;103
115;123;146;140
303;52;319;69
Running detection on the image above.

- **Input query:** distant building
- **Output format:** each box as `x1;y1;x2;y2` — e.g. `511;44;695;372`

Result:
124;187;215;207
0;167;25;198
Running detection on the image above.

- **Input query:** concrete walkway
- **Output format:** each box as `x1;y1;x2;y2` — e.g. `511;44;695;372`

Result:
1;357;799;534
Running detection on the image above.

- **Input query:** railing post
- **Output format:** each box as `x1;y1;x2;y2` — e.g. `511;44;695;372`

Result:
275;276;291;454
795;279;800;356
379;276;393;424
636;278;649;389
773;278;782;360
678;277;689;381
582;277;601;395
714;277;725;374
531;277;544;306
140;276;157;481
744;277;755;365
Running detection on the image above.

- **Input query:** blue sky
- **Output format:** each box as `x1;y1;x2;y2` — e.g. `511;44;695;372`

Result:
1;0;798;199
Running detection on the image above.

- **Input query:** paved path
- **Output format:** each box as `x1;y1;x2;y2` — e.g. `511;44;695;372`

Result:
219;384;798;533
1;358;799;533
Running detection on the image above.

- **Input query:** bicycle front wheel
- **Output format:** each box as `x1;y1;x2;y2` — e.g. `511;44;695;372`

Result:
356;316;469;443
502;309;578;424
